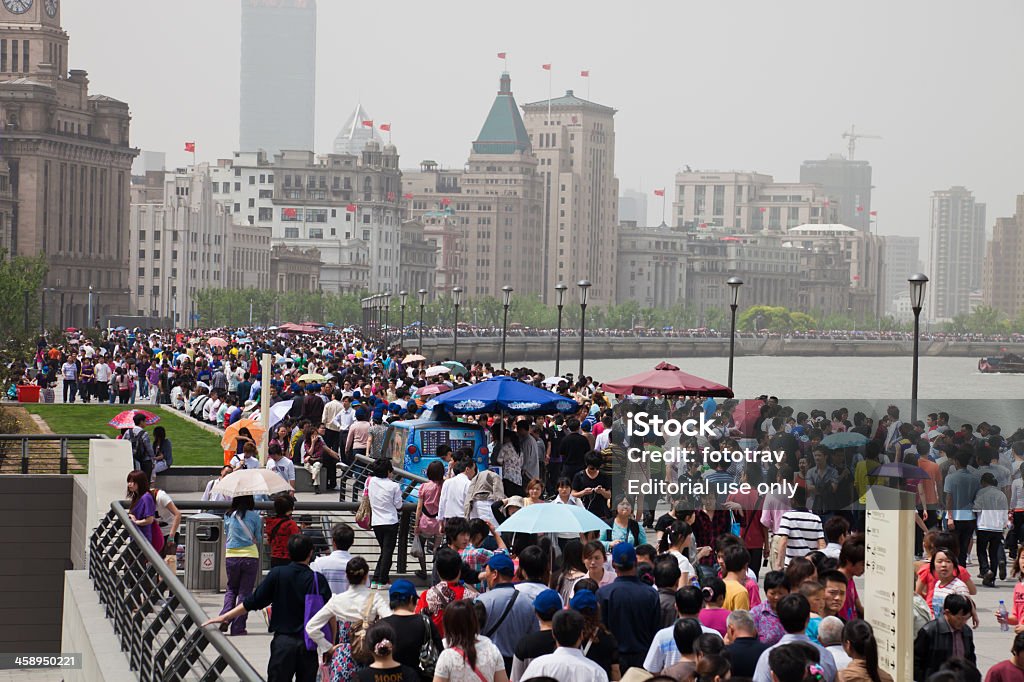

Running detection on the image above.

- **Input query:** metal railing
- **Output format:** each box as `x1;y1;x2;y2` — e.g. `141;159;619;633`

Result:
0;433;107;474
176;495;420;575
342;453;429;504
89;501;263;682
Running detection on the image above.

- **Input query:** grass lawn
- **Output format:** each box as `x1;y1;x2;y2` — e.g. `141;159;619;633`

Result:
22;404;224;466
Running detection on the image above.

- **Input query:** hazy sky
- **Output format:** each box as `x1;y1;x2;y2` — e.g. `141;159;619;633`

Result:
64;0;1024;252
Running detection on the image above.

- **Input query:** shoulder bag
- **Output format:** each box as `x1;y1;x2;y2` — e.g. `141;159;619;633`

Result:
450;647;489;682
355;478;373;530
303;572;332;651
349;591;377;664
417;612;438;681
483;589;519;637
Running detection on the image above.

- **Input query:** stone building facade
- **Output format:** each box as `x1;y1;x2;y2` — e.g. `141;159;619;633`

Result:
0;0;137;327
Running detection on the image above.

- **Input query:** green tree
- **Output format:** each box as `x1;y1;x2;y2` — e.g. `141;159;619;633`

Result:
0;250;48;336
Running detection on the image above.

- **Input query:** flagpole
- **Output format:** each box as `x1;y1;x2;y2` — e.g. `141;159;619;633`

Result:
662;193;666;225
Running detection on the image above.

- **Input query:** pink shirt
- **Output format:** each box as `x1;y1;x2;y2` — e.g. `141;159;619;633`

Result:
698;608;730;636
759;494;791;534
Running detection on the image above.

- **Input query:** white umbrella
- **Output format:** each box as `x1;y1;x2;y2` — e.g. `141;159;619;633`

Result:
425;365;451;377
211;469;291;497
269;400;293;429
541;376;567;387
196;381;210;390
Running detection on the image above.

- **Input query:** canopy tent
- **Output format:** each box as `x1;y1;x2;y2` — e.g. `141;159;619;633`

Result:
424;376;579;416
600;361;733;398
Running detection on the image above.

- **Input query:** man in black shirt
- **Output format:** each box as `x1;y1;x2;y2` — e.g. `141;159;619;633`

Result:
559;417;592;483
510;589;560;682
723;609;768;678
572;452;612;520
204;534;332;682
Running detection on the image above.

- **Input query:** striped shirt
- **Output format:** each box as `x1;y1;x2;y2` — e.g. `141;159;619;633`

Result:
777;509;824;566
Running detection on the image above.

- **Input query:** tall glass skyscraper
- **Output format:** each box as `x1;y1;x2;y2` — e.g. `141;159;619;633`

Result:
239;0;316;155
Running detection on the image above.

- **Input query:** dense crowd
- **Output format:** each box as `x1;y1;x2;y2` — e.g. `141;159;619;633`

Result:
13;324;1024;681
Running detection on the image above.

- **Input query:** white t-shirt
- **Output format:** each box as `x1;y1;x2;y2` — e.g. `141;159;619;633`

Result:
669;549;695;579
267;456;296;483
152;489;177;534
230;454;260;470
435;636;505;682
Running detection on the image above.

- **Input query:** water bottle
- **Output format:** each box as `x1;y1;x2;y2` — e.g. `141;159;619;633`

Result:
176;544;185;573
999;600;1010;632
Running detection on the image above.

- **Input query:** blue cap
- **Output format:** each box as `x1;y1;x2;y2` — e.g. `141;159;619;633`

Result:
487;553;515;576
612;542;637;567
388;402;403;413
533;589;563;619
389;579;418;601
570;589;598;612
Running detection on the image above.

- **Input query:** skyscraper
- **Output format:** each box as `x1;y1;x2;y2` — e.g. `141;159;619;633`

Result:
521;90;619;305
882;235;920;312
239;0;316;155
800;155;872;231
983;195;1024;317
929;186;986;319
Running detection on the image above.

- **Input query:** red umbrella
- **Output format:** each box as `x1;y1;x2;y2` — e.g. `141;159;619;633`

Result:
600;361;733;398
108;409;161;429
416;383;451;397
731;399;765;437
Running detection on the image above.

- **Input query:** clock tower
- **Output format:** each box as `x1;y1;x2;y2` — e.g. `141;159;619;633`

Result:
0;0;68;78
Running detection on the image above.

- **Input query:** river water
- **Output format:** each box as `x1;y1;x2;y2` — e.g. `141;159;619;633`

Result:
527;355;1024;426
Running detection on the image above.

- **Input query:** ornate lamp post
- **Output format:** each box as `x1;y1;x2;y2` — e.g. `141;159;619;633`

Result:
452;286;463;361
382;291;391;348
577;280;592;379
726;276;744;390
501;285;513;370
417;288;428;353
909;273;929;423
554;283;568;378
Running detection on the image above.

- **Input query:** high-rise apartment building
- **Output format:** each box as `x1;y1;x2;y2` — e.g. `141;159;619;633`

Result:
672;171;835;232
800;155;873;231
239;0;316;155
0;0;138;327
405;73;544;299
521;90;619;305
983;195;1024;317
882;235;920;313
929;186;986;319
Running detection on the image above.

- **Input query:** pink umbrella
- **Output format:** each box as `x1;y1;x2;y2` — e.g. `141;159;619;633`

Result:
601;361;733;398
108;409;161;429
207;336;228;347
416;383;451;397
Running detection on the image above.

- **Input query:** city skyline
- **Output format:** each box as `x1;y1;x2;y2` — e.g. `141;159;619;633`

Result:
61;0;1024;248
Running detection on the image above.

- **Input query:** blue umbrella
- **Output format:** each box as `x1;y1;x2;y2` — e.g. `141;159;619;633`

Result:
424;376;579;415
821;432;868;449
497;503;609;534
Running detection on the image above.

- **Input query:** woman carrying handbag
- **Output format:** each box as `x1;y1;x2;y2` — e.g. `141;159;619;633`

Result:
413;461;445;580
306;557;392;682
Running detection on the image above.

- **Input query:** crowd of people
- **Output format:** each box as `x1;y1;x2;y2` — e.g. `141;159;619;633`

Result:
18;323;1024;681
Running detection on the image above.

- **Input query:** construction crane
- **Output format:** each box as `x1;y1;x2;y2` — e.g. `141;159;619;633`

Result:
841;124;881;160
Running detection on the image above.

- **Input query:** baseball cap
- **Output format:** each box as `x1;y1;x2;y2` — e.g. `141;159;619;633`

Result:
389;579;418;601
570;589;598;612
533;589;562;619
486;553;515;576
612;542;637;568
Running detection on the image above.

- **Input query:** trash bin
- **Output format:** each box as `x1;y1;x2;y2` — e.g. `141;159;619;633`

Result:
184;513;224;592
16;385;40;403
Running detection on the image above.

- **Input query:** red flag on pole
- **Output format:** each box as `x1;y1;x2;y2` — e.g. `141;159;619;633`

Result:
580;70;589;77
699;222;708;229
440;198;452;207
402;193;414;200
497;52;506;59
869;210;877;217
759;207;767;213
653;189;665;197
361;120;373;128
387;191;396;201
542;64;552;71
346;203;357;212
856;205;864;213
282;207;297;218
379;123;391;132
184;142;195;152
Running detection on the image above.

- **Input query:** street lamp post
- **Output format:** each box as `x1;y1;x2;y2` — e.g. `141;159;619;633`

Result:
554;283;568;377
383;292;391;348
727;276;744;390
501;285;513;370
417;289;428;353
452;286;463;361
909;273;929;423
398;290;408;350
577;280;591;379
249;298;254;325
88;285;94;328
